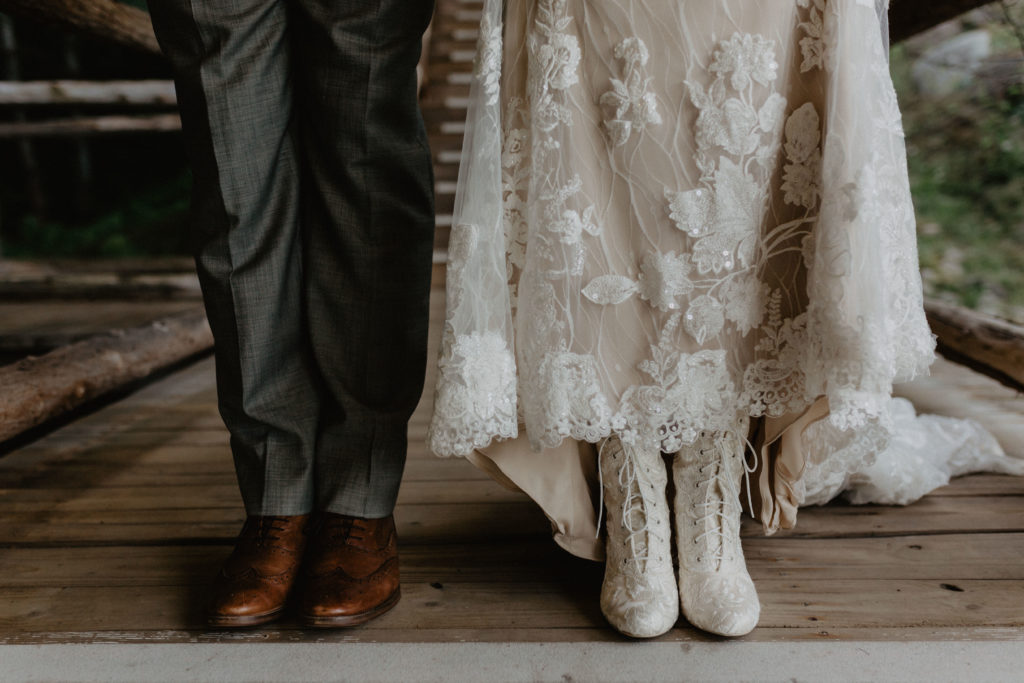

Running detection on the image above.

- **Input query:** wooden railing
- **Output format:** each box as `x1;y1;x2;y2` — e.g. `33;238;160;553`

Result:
0;0;1001;51
0;0;159;55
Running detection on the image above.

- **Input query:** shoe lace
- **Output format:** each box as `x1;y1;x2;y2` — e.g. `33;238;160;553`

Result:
600;438;665;573
242;515;290;547
691;443;741;571
314;515;367;545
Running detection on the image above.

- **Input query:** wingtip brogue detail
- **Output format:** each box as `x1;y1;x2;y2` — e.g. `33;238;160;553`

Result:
206;514;309;628
297;513;402;628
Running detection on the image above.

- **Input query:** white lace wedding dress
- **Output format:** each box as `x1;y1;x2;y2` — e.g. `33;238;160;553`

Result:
427;0;1023;560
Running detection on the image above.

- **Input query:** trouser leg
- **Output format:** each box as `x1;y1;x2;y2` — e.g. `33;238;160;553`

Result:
289;0;436;517
149;0;319;514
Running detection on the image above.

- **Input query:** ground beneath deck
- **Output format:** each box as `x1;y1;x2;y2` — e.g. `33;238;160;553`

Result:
1;285;1024;681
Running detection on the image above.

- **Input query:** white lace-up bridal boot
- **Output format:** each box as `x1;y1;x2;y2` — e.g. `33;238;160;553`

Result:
599;436;678;638
673;428;760;637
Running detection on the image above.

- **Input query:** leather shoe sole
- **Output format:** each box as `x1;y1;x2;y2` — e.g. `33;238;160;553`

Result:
299;587;401;628
207;605;286;628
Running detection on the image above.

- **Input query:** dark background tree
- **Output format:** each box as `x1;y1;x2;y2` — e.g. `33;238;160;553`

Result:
0;0;189;257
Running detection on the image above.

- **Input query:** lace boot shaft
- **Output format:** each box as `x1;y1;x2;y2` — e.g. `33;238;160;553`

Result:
673;427;760;637
599;436;678;638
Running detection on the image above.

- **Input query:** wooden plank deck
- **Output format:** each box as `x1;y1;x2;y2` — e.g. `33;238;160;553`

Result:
2;0;1024;678
1;284;1023;654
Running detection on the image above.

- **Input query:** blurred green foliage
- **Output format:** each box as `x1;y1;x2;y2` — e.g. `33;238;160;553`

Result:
5;171;191;258
891;33;1024;320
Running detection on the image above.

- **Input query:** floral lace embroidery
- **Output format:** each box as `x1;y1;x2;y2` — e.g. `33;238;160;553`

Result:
781;103;823;209
618;315;740;452
528;0;580;132
709;33;778;91
796;0;829;72
601;38;662;146
476;11;502;105
427;331;518;456
583;252;695;312
430;3;935;475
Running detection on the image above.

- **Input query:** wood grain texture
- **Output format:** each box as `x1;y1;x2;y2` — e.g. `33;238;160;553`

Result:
0;533;1020;588
0;301;199;353
3;625;1024;645
1;0;1023;650
0;346;1022;643
0;0;160;54
925;299;1024;393
0;80;176;106
0;113;181;138
0;309;212;443
3;579;1023;634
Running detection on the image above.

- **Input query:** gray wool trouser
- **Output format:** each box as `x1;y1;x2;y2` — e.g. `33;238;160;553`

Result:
148;0;436;518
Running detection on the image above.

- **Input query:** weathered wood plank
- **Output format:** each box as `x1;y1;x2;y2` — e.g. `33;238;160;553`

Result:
6;472;1011;514
0;0;160;54
0;302;200;352
925;299;1024;392
2;625;1024;645
0;459;487;489
0;502;552;545
0;479;526;512
2;579;1022;633
0;494;1021;546
928;473;1024;497
0;80;176;106
1;533;1020;589
0;113;182;138
0;309;213;444
767;495;1024;539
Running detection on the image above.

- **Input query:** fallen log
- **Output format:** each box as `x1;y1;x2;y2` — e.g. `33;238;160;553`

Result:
0;113;181;138
0;80;176;106
0;0;160;55
0;308;213;444
925;298;1024;393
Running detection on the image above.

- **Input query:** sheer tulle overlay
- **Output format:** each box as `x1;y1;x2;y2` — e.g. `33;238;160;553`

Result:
427;0;1022;560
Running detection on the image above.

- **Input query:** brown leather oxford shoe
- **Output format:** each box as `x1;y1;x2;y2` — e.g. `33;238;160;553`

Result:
207;514;309;627
297;512;401;628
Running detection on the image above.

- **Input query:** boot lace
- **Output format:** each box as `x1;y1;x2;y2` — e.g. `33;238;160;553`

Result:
312;514;367;545
242;515;291;547
600;438;666;572
691;443;742;571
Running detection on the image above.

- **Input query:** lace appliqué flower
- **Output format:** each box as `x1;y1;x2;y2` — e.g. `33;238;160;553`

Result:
601;37;662;146
796;0;840;73
709;33;778;92
582;252;695;312
781;103;823;209
527;351;618;449
619;314;740;451
676;33;786;276
476;12;502;105
428;331;518;456
528;0;581;132
718;273;769;336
